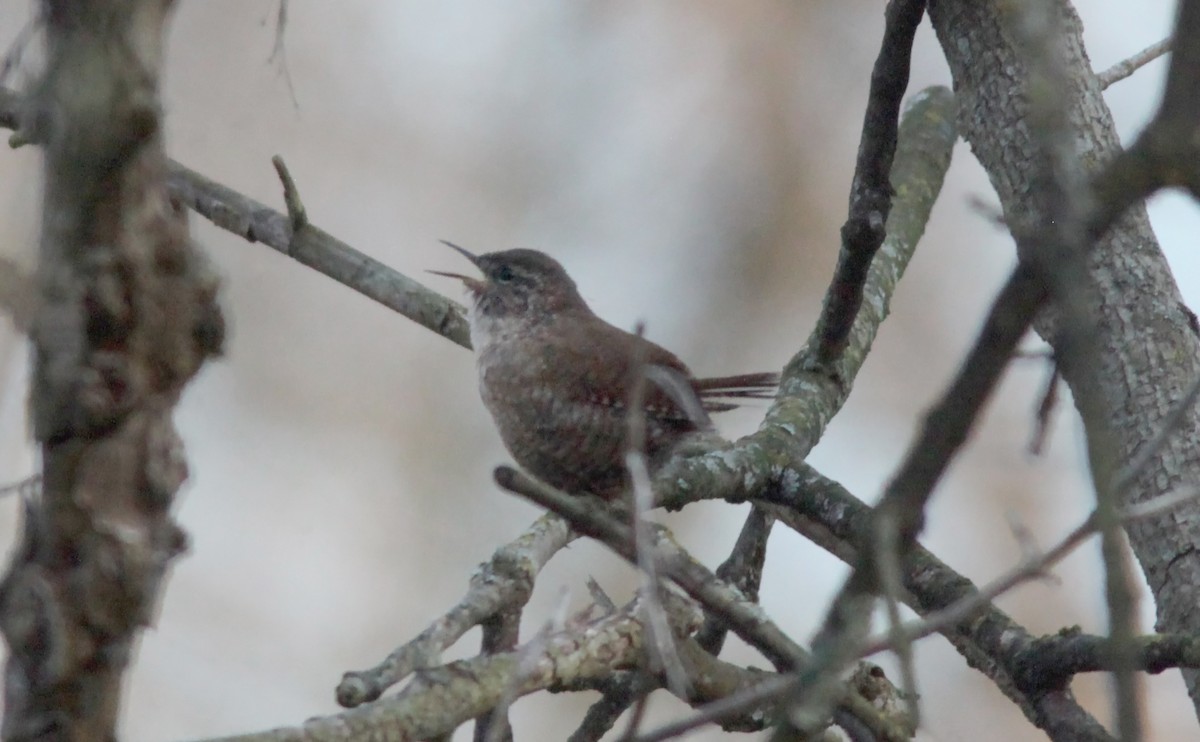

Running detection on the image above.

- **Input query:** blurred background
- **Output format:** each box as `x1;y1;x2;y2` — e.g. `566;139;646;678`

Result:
0;1;1196;739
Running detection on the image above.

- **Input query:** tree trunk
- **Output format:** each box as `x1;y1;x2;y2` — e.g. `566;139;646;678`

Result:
0;1;223;739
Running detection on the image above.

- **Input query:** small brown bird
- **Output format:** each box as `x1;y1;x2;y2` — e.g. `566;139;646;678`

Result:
432;243;776;498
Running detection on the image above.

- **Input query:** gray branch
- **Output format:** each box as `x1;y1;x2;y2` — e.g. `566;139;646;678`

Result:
337;513;573;707
930;0;1200;719
205;594;700;742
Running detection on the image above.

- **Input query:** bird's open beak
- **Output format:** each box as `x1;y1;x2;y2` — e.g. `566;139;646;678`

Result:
429;240;486;294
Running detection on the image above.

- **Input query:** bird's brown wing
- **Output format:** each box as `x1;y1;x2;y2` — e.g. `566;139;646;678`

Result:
541;316;708;431
542;317;777;425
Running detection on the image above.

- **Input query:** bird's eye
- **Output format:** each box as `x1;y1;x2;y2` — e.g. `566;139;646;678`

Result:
495;264;515;282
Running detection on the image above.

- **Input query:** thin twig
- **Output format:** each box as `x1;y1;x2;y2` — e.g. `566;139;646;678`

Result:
267;0;300;109
1119;485;1200;522
482;588;572;742
0;12;38;86
586;577;617;614
812;0;927;367
758;463;1115;740
858;485;1200;660
1097;37;1171;89
1028;360;1060;455
795;264;1045;734
475;605;523;742
618;694;652;742
875;514;920;727
629;665;910;742
628;675;796;742
1012;1;1143;734
695;506;770;654
0;476;40;499
495;465;808;672
271;154;308;232
861;518;1090;659
625;322;690;703
494;467;901;740
702;3;930;722
164;157;473;348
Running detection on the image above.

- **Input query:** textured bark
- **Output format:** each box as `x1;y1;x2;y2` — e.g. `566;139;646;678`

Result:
209;597;697;742
929;0;1200;716
0;2;223;740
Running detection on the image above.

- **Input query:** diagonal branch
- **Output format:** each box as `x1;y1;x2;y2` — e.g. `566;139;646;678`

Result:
10;82;473;350
337;513;573;707
205;593;700;742
661;457;1114;739
707;1;929;683
1008;2;1143;734
495;466;809;673
931;0;1200;722
494;466;911;741
813;0;927;368
793;0;1200;732
167;158;472;348
1097;37;1171;89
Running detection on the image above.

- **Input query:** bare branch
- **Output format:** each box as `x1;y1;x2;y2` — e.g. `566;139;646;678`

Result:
751;465;1115;741
1097;37;1171;89
165;158;472;349
495;466;808;672
480;588;571;742
796;0;1200;732
570;674;660;742
0;476;40;500
207;594;701;742
813;0;926;368
473;597;526;742
1028;360;1060;455
337;513;573;707
1012;632;1200;690
626;675;794;742
628;660;912;742
876;513;920;727
1011;0;1144;733
493;467;908;739
793;264;1044;732
860;485;1200;659
271;154;308;231
694;506;770;654
930;0;1200;724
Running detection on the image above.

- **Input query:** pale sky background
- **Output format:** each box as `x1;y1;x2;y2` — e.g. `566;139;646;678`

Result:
0;2;1197;740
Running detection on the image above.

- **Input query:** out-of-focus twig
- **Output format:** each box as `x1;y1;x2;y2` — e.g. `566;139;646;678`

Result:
1097;37;1171;89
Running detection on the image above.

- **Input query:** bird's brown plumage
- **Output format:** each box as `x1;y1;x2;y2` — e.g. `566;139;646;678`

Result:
435;244;777;497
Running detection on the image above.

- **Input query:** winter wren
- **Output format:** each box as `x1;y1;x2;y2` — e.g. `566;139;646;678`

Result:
432;242;776;498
